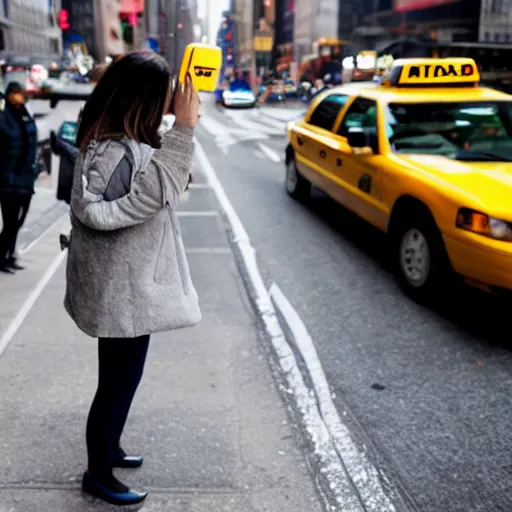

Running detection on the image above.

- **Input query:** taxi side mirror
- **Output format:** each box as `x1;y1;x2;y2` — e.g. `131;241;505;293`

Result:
347;127;377;155
347;127;367;148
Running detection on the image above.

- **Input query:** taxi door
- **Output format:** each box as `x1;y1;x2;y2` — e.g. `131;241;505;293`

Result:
330;97;388;231
293;94;350;188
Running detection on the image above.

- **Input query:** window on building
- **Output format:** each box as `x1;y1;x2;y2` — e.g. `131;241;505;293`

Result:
485;32;490;41
495;33;501;42
490;0;503;13
307;94;349;131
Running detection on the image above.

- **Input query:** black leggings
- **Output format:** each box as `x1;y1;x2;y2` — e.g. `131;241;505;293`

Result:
0;193;32;264
86;335;150;479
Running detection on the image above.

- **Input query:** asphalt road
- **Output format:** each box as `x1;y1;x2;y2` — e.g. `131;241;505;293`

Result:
196;99;512;512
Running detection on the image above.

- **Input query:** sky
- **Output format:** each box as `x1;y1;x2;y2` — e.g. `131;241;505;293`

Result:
196;0;230;45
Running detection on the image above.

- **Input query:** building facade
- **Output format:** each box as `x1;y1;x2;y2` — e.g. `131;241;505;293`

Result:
293;0;339;63
273;0;294;74
369;0;481;45
479;0;512;43
0;0;61;66
231;0;253;71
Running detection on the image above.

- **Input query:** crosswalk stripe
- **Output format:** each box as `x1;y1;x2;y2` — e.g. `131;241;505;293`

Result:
258;143;282;163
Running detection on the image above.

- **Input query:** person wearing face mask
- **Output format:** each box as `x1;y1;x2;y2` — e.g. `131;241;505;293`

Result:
0;81;38;273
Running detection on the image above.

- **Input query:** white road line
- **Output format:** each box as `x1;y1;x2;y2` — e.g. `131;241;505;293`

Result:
0;250;67;360
185;247;231;254
270;283;396;512
176;211;219;217
224;116;284;138
195;139;370;511
252;113;287;130
188;183;211;189
257;142;282;163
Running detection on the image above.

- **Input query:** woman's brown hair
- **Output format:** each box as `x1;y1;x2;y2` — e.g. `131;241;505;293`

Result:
77;52;171;150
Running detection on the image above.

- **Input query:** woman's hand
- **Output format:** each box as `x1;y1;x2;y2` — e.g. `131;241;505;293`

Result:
173;74;200;129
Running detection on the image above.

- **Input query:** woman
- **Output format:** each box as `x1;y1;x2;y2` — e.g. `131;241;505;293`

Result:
65;52;201;506
0;81;38;273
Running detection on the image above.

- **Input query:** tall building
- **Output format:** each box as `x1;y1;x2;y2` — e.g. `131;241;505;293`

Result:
231;0;253;71
0;0;61;67
274;0;294;74
216;9;235;78
60;0;124;62
293;0;339;63
253;0;274;74
368;0;482;46
479;0;512;43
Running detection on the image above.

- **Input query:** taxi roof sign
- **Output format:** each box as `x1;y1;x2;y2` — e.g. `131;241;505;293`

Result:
389;58;480;87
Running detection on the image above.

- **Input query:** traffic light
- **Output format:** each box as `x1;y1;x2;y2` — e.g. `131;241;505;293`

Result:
58;9;70;30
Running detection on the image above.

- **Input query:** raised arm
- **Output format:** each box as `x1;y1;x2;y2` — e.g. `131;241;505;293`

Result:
72;76;200;231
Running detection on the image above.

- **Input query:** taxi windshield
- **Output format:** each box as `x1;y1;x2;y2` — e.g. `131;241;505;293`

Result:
384;101;512;162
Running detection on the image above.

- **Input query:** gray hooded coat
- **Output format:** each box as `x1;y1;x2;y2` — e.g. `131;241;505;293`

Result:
64;124;202;338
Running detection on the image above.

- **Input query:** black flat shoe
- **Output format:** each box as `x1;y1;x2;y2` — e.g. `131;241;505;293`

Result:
82;471;148;506
0;266;15;274
114;454;144;469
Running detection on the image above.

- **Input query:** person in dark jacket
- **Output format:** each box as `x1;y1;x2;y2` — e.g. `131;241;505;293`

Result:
0;82;38;273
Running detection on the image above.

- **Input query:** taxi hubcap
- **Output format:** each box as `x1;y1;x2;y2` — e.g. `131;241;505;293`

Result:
286;160;298;192
400;229;430;287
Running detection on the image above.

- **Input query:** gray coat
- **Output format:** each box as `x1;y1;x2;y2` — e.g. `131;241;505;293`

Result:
64;124;202;338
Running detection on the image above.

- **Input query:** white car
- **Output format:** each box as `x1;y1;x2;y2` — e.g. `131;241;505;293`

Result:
222;89;256;108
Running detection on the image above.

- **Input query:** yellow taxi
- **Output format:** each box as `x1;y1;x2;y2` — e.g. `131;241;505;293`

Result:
285;57;512;299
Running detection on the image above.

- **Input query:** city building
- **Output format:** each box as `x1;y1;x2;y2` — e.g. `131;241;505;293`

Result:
253;0;274;75
0;0;61;67
479;0;512;43
231;0;253;72
273;0;294;74
60;0;123;62
293;0;339;63
368;0;482;46
339;0;380;50
216;9;236;79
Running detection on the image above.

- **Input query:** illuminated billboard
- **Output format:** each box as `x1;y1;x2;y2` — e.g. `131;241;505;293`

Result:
394;0;456;12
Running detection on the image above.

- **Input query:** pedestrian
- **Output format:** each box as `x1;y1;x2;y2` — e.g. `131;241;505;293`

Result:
64;52;201;506
0;81;38;274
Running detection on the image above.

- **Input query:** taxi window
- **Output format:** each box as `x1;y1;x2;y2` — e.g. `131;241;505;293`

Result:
384;101;512;161
308;94;349;131
338;98;378;138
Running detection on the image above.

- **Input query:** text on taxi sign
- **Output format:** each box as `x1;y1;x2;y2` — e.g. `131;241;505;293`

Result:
397;60;479;85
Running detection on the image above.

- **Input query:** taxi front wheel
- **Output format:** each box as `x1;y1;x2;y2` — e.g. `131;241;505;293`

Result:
390;214;452;300
286;157;311;200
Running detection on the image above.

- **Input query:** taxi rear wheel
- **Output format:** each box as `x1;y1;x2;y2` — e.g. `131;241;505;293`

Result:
286;156;311;200
390;213;451;301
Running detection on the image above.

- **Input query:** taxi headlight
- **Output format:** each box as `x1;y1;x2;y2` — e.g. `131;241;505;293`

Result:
456;208;512;241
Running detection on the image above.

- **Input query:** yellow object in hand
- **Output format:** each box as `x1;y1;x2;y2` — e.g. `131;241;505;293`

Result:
178;43;222;92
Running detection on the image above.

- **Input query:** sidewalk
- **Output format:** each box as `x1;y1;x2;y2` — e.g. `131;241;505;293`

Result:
0;163;324;511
